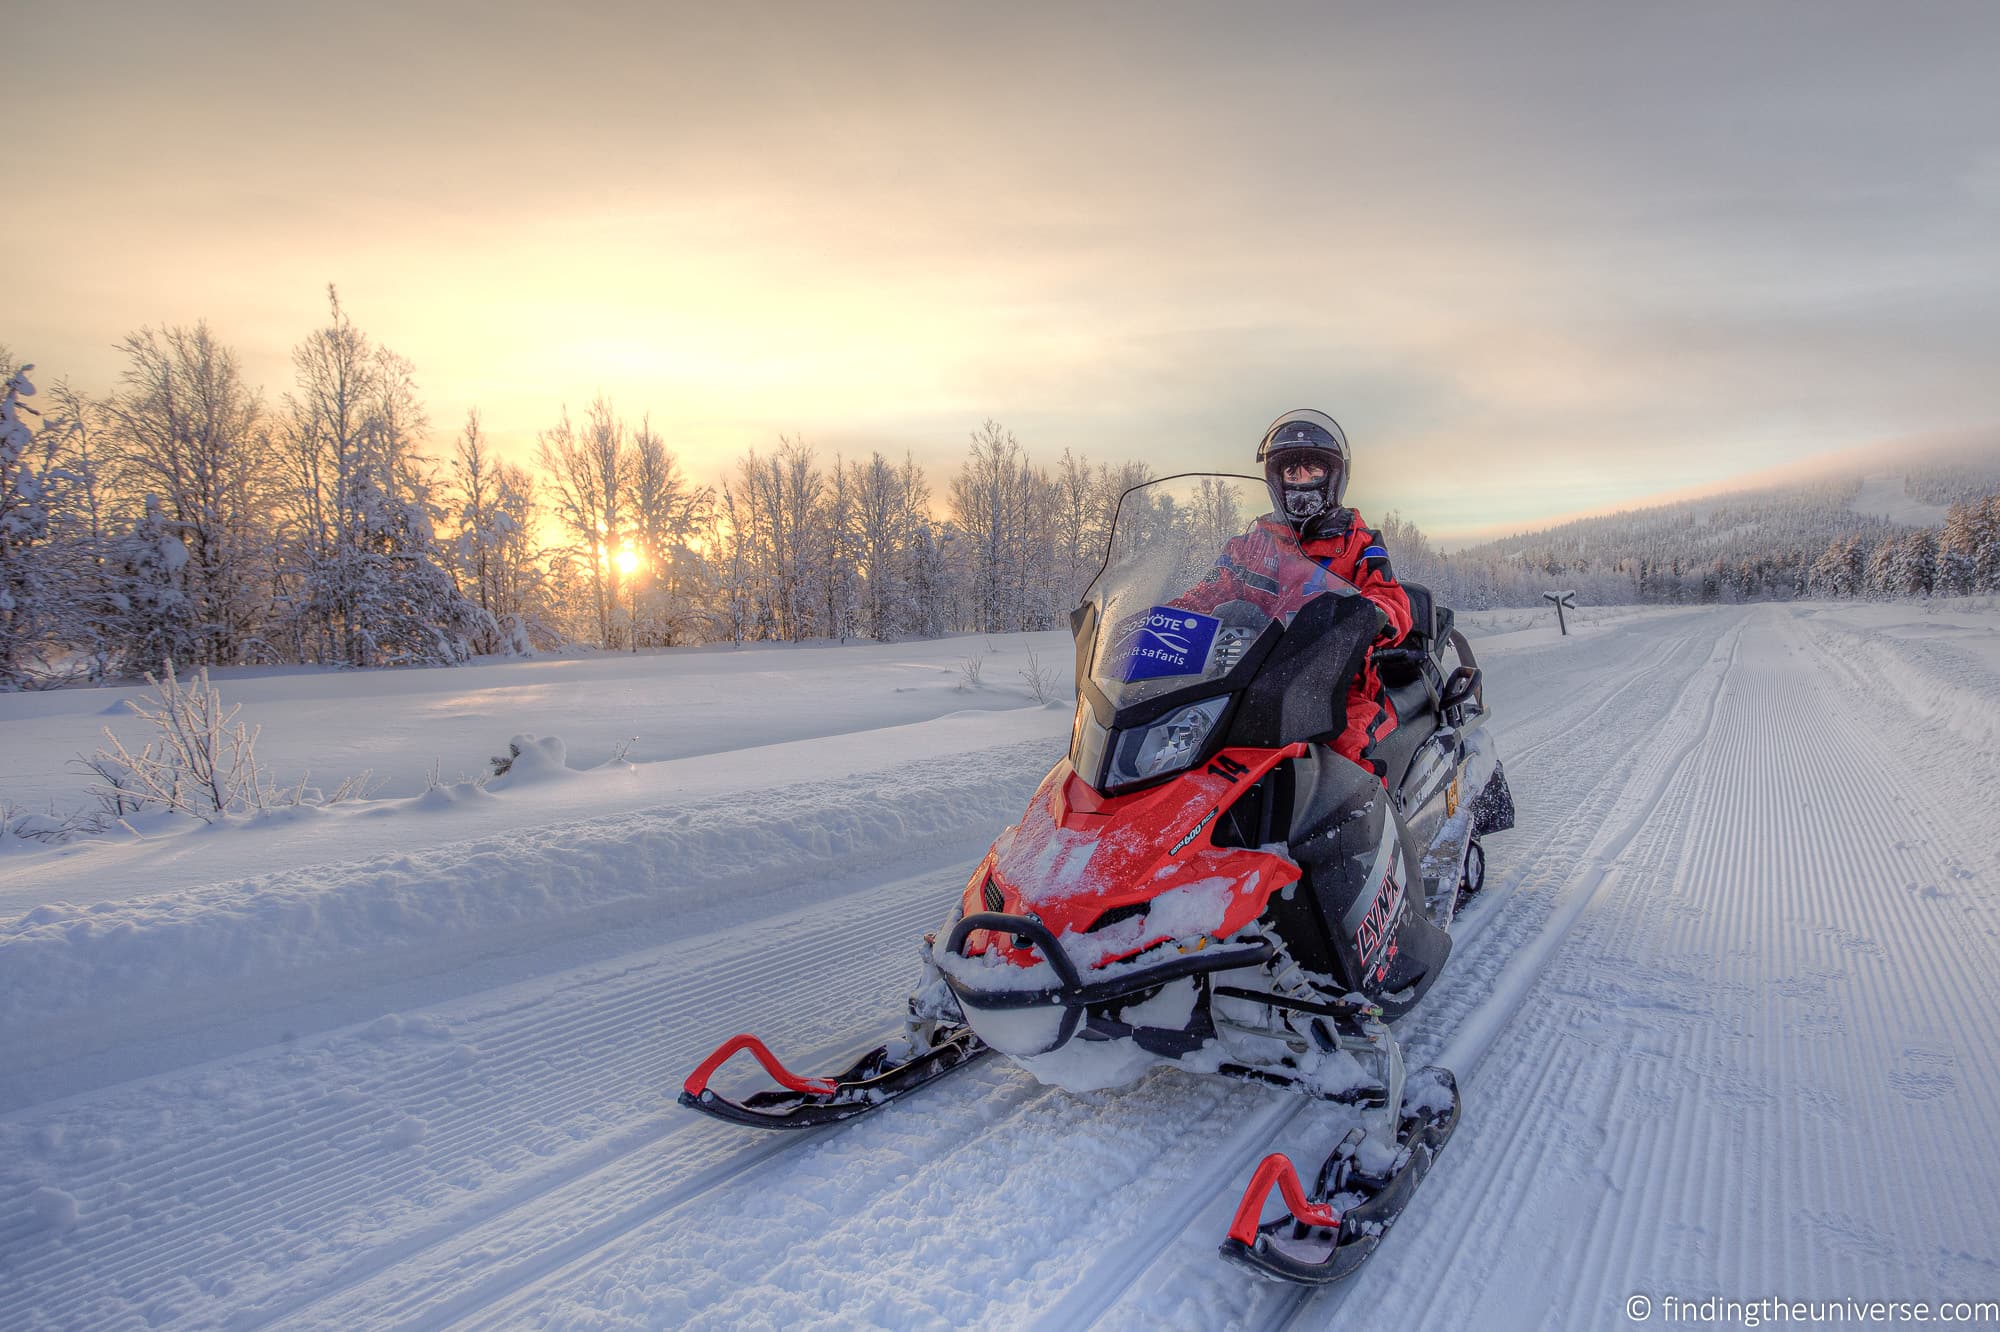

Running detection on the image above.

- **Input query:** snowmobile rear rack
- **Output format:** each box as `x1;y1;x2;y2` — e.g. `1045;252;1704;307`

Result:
679;1027;989;1130
1218;1065;1460;1284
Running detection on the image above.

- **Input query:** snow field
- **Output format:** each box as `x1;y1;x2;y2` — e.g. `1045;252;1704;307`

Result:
0;726;1063;1087
3;606;1999;1328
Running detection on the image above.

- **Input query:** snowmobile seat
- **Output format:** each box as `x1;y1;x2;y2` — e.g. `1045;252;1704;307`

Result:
1401;582;1439;647
1374;582;1454;689
1371;675;1440;793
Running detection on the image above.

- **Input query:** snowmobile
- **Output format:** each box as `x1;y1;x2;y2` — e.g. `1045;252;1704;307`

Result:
681;474;1514;1285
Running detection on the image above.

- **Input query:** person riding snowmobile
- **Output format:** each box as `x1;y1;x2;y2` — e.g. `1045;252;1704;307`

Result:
1175;409;1412;782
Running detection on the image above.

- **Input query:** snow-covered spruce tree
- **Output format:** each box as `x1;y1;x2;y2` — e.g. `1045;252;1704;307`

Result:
950;421;1023;634
0;359;51;689
1806;535;1870;598
445;410;507;654
102;493;197;677
1936;493;2000;595
907;516;958;640
717;486;760;645
277;287;378;663
1863;529;1936;599
342;465;489;665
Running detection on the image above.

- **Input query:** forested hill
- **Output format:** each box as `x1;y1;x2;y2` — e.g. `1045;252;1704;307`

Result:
1381;456;2000;610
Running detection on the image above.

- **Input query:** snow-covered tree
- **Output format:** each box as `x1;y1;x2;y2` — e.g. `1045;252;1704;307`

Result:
906;515;958;641
1936;495;1999;595
0;359;52;689
106;323;273;666
536;398;635;648
277;288;488;666
950;420;1070;633
816;457;862;643
722;438;825;642
628;418;713;646
1864;529;1936;598
1807;535;1870;598
848;451;930;640
100;492;197;676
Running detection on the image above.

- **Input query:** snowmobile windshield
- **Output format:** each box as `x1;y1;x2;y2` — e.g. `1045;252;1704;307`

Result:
1080;474;1359;711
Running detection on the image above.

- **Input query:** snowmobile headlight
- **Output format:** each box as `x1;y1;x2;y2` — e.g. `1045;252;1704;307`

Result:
1109;696;1230;788
1072;702;1113;785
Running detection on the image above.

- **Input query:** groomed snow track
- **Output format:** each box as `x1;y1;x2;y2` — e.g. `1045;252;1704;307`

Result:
5;605;2000;1329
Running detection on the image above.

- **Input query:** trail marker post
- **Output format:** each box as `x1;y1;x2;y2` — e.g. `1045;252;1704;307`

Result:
1544;590;1576;636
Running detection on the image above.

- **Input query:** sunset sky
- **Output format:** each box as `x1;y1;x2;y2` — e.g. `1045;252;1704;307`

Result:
16;1;2000;542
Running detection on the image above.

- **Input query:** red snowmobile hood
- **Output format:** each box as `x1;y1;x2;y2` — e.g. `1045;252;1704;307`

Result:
960;744;1308;970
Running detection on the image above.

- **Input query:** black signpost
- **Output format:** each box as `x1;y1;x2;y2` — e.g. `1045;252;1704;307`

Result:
1544;590;1576;636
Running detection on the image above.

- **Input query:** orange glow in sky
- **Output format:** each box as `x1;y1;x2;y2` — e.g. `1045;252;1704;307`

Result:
13;4;2000;542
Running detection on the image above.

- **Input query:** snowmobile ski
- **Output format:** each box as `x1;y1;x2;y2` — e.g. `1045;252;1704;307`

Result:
679;1026;989;1130
1218;1066;1460;1284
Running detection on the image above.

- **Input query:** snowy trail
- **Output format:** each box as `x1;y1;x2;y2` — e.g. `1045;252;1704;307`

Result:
1319;606;2000;1330
5;606;1999;1329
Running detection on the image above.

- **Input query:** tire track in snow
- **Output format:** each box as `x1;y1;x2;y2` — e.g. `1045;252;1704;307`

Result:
1255;615;1746;1332
1328;620;1736;1332
1434;620;1745;1077
1500;626;1700;768
0;848;997;1331
1547;606;2000;1319
1545;608;2000;1317
1284;604;2000;1331
365;1067;1056;1332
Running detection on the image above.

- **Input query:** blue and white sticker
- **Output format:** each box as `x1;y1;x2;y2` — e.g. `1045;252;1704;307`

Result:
1124;606;1221;682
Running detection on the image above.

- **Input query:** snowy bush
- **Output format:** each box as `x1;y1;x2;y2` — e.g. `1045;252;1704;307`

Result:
83;663;374;825
486;733;570;786
1017;645;1065;703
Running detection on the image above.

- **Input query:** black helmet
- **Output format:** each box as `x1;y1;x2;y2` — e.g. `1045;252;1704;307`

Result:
1256;409;1350;535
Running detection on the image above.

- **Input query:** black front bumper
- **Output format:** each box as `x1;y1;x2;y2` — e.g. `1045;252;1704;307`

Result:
940;910;1276;1056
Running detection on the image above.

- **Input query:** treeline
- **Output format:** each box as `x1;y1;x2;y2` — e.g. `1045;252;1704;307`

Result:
1803;496;2000;598
8;297;1998;692
1417;475;2000;608
0;295;1152;689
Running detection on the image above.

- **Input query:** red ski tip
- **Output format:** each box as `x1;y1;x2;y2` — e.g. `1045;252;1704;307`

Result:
1226;1153;1342;1246
683;1034;840;1099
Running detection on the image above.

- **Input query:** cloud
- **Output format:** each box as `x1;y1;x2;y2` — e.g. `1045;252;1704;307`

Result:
14;1;2000;544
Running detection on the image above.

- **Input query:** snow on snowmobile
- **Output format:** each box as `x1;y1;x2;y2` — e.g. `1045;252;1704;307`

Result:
680;474;1514;1285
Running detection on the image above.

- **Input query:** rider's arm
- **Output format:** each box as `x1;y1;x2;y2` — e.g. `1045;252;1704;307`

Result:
1349;526;1414;644
1174;531;1282;616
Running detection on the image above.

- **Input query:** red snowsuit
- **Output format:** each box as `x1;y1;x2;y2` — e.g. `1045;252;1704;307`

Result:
1177;511;1413;781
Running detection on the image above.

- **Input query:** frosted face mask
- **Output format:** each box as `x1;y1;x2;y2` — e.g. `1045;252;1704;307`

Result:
1274;455;1333;522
